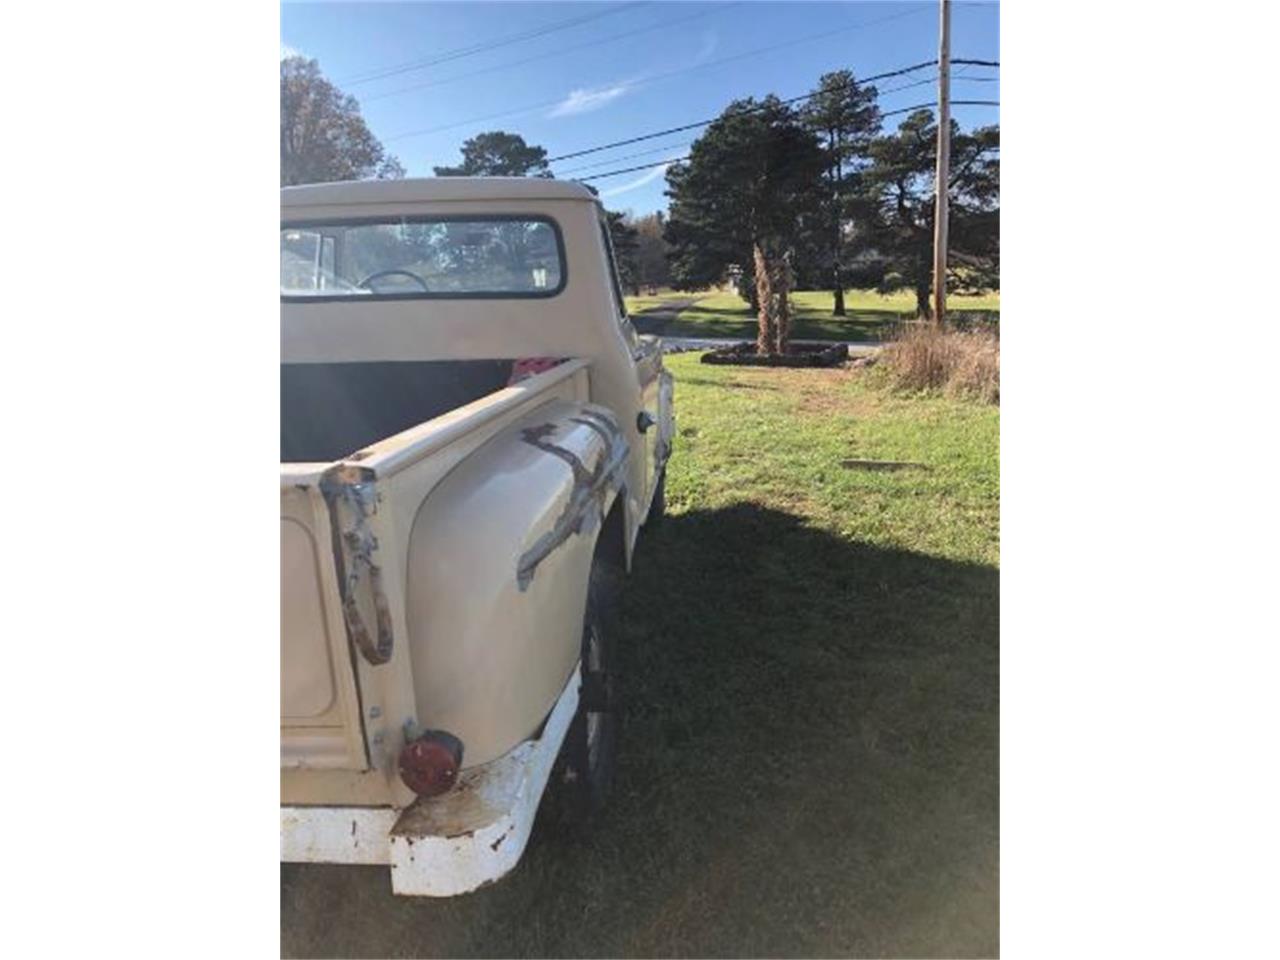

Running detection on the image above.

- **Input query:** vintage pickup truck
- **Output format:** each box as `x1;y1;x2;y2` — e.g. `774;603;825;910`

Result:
280;178;673;896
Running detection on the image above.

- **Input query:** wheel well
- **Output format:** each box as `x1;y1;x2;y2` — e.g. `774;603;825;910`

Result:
593;490;627;575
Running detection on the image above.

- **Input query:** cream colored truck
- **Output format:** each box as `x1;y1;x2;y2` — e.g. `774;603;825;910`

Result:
280;178;673;896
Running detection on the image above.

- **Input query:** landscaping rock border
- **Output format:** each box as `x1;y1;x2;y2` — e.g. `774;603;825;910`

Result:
700;341;848;368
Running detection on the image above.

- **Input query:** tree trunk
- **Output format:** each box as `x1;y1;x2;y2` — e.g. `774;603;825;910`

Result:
830;126;846;318
753;241;777;356
915;280;933;320
775;254;793;354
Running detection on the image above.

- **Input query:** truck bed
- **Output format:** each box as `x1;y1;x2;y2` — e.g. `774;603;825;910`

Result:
281;359;520;463
281;356;597;803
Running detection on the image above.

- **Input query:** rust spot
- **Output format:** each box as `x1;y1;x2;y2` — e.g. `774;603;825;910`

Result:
569;415;612;446
489;831;510;852
521;425;592;486
522;423;557;443
319;465;394;665
351;819;357;836
324;463;377;486
517;414;628;590
348;449;373;461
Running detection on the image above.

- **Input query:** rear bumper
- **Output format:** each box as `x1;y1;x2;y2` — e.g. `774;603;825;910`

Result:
281;666;579;896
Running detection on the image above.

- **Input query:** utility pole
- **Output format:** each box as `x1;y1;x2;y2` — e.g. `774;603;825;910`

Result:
832;126;846;317
931;0;951;326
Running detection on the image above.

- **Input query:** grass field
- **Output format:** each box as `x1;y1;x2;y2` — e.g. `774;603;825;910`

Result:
622;288;684;313
649;288;1001;342
281;354;1000;958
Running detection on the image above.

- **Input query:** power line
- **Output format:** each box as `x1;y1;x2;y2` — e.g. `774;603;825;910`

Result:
573;101;1000;183
883;98;998;118
550;75;988;176
546;60;943;165
386;5;935;144
339;2;650;86
579;157;691;182
362;2;746;104
557;141;695;177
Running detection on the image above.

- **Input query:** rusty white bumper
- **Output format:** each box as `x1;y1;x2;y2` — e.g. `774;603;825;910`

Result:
281;667;579;896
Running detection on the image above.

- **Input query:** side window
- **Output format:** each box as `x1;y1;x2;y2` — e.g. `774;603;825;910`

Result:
599;219;629;321
281;229;338;292
319;236;336;290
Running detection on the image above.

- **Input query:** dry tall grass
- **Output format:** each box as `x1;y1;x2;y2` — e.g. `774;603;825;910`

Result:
880;322;1000;403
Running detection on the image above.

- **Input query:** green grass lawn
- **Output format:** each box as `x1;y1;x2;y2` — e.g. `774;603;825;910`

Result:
664;288;1001;342
623;289;687;314
281;355;1000;958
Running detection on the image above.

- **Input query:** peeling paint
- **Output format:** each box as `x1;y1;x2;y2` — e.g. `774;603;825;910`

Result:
319;464;394;665
385;669;580;896
569;411;622;463
516;413;628;591
521;423;593;487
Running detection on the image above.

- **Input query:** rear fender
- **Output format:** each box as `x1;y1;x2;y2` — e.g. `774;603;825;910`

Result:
404;401;628;768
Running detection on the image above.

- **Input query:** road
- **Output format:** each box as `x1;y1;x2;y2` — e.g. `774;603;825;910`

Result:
657;335;881;354
628;297;700;336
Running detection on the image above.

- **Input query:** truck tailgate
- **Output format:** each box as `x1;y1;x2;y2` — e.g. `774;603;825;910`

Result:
281;468;367;770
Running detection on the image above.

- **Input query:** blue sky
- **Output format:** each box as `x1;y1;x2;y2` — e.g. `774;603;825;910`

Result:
282;1;1000;214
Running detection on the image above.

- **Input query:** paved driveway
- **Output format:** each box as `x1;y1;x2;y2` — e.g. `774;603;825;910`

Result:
628;297;700;335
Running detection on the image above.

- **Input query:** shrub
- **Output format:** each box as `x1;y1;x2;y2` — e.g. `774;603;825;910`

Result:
881;322;1000;404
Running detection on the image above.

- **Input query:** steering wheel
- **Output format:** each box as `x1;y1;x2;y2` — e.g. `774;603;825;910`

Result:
357;269;430;292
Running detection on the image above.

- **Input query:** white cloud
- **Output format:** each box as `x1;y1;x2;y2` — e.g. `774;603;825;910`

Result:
599;159;678;199
549;83;630;118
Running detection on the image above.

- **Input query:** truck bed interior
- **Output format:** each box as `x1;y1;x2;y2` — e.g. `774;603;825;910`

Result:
281;360;519;463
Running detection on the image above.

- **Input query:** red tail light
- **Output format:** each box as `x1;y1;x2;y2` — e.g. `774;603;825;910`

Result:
398;730;463;797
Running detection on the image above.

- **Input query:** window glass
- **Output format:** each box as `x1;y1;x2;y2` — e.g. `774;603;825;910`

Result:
599;219;628;318
281;217;564;298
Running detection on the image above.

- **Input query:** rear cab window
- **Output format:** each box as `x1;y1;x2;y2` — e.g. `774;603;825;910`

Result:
281;216;566;300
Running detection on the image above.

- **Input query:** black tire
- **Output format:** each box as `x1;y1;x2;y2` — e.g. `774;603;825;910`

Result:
646;469;666;528
553;563;620;824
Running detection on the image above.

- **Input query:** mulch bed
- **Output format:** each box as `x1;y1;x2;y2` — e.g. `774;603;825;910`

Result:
700;341;848;368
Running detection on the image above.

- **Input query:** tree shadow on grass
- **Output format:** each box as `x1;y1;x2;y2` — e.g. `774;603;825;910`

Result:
282;504;999;959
